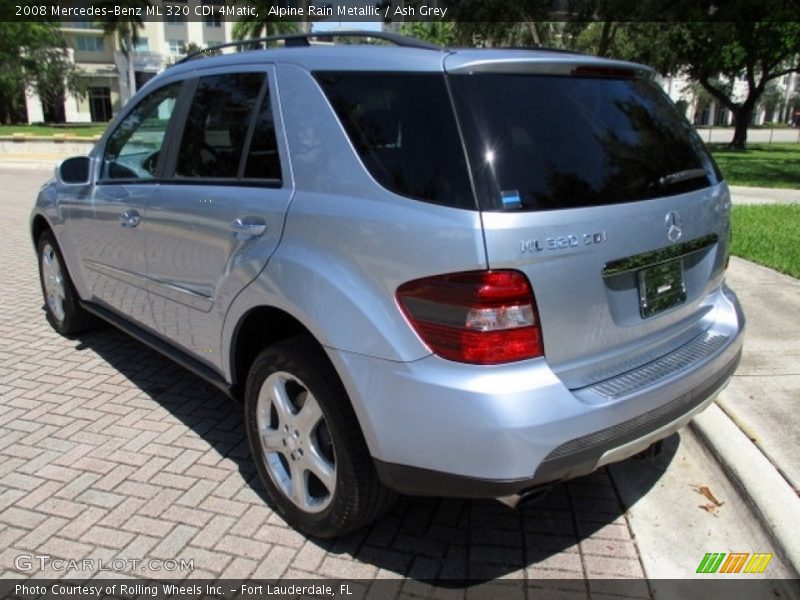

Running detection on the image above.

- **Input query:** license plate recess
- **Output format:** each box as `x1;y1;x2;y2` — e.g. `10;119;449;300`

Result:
637;259;686;318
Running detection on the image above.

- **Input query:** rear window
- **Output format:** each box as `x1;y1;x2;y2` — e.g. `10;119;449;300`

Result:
314;72;475;209
450;74;721;211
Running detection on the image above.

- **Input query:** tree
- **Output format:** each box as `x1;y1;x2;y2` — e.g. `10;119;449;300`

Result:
663;17;800;148
232;3;300;41
97;0;151;105
560;11;800;148
0;23;40;123
0;23;86;124
400;22;458;47
439;0;574;47
26;45;88;123
561;0;800;148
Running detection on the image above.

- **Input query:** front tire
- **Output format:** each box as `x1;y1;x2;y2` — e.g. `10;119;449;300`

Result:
244;336;394;538
37;230;96;336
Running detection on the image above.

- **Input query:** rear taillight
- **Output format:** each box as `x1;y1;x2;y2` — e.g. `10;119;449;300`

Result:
396;270;543;365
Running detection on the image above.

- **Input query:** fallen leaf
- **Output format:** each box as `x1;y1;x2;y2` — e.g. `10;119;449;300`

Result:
691;484;725;507
699;504;721;517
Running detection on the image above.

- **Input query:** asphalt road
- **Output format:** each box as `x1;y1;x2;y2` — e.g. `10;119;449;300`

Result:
1;166;796;591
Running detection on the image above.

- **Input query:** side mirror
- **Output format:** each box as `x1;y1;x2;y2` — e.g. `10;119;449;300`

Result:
57;156;91;185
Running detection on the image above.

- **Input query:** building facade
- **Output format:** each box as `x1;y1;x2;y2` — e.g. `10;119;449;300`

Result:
26;0;235;124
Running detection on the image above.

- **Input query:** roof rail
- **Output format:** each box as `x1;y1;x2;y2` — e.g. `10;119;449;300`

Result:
176;30;441;65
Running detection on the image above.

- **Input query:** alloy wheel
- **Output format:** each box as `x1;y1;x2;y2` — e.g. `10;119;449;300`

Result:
255;371;337;513
41;243;66;323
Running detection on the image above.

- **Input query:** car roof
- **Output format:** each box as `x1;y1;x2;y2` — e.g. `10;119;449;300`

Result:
164;44;651;78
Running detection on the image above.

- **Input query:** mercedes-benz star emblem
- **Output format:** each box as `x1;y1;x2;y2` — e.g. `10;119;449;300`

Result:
666;211;682;242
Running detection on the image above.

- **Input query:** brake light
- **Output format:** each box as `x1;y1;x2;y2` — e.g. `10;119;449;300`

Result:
571;66;637;79
396;270;543;365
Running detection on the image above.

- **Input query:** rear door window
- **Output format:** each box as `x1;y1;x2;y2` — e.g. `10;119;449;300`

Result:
315;72;475;209
173;72;281;183
449;74;722;211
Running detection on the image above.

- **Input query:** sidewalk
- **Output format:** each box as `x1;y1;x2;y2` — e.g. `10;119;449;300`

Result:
692;257;800;574
729;186;800;205
1;151;76;170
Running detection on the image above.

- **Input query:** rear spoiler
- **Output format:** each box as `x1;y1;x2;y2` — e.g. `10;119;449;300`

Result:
443;53;654;79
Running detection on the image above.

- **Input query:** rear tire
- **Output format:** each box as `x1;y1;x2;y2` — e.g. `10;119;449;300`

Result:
37;230;96;336
244;336;395;538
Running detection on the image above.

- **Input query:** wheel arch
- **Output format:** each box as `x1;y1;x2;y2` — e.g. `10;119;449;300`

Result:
31;213;53;248
226;303;384;463
229;305;315;399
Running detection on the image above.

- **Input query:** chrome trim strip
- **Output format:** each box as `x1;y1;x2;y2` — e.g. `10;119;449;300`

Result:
147;280;214;312
603;234;718;277
84;260;149;290
84;260;213;312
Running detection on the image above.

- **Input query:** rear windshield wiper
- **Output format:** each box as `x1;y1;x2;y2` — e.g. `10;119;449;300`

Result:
654;168;709;188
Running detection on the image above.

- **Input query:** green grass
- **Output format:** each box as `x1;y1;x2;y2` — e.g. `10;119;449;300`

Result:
0;124;107;138
709;143;800;189
731;204;800;278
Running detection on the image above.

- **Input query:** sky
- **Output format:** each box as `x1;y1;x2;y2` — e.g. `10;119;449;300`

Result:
308;0;384;32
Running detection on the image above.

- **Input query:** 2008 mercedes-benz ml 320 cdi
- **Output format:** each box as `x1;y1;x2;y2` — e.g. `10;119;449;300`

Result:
32;32;744;537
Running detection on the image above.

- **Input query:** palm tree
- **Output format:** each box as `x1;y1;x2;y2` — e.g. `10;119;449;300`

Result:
97;0;151;105
232;1;302;42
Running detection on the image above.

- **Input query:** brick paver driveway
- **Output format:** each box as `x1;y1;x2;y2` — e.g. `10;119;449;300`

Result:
0;166;650;592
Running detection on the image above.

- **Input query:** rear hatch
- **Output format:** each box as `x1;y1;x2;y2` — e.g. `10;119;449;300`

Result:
445;52;730;388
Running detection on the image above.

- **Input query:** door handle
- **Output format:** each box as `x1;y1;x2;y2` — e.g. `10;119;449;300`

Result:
119;209;141;228
230;216;267;240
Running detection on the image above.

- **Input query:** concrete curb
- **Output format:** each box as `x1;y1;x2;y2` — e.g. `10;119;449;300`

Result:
691;403;800;578
0;137;95;156
0;160;61;170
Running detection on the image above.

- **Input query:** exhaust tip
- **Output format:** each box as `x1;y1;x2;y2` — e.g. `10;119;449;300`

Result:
496;485;552;509
633;439;664;460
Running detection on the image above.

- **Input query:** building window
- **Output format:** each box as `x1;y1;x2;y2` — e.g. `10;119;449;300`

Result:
134;38;149;51
89;87;113;122
205;14;222;27
76;36;105;52
168;39;186;54
166;13;185;24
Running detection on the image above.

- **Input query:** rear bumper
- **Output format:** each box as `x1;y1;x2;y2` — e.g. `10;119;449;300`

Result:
373;346;740;498
327;284;744;498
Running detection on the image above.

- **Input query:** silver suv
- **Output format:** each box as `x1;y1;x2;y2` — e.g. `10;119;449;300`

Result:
32;32;744;538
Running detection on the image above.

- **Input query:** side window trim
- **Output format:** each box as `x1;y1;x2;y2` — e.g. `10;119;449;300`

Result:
158;78;198;180
236;77;268;179
97;66;289;189
161;67;285;187
255;66;290;187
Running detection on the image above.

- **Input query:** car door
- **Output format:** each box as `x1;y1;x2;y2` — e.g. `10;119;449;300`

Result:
68;81;185;327
142;67;293;367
